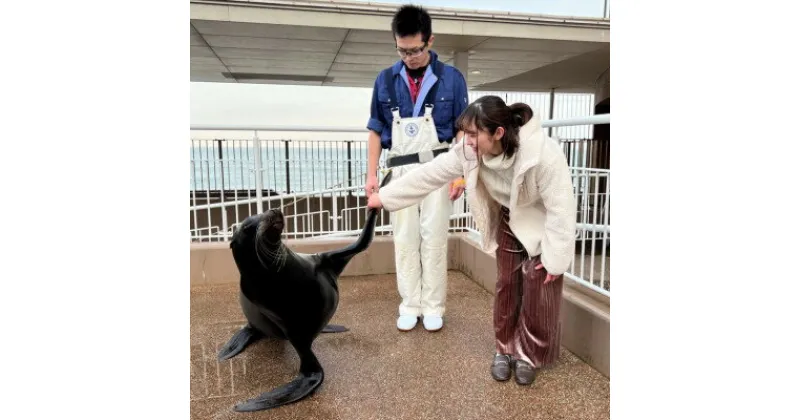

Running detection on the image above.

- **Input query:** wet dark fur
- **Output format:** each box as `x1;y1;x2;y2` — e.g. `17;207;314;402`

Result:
217;172;392;412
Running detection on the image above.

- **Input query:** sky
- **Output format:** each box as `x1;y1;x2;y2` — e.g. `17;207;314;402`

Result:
189;0;607;139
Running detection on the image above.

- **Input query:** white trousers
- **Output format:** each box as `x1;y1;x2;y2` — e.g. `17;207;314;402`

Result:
387;106;451;317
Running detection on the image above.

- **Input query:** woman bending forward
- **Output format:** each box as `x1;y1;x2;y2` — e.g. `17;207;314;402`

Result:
367;95;577;386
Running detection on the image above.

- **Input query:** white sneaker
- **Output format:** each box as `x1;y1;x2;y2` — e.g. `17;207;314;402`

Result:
422;315;443;331
396;315;418;331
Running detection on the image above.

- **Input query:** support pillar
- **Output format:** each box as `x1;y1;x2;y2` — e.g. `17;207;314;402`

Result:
454;51;469;85
593;68;610;171
591;67;610;256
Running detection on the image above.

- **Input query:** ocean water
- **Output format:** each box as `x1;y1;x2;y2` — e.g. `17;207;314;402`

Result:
189;91;598;193
190;134;601;194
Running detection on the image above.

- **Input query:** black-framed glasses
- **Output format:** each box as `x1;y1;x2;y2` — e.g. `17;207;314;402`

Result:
396;42;428;58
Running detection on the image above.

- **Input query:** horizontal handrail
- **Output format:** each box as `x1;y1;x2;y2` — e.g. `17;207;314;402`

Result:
564;273;610;297
189;185;363;211
189;114;610;132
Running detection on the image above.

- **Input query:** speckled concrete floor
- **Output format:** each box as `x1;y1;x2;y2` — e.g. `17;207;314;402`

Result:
191;271;610;420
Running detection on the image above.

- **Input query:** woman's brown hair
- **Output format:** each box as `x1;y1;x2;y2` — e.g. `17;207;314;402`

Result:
456;95;533;159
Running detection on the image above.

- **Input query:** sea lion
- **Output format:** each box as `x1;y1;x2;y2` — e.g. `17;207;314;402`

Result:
217;172;392;412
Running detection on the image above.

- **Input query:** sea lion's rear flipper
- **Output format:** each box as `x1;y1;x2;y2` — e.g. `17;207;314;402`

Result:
234;341;324;412
321;324;349;333
217;324;263;361
233;372;323;412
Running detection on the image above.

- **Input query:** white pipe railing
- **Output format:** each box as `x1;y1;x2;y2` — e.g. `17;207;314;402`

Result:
189;114;611;295
188;168;610;296
190;185;362;211
253;132;264;214
189;114;609;132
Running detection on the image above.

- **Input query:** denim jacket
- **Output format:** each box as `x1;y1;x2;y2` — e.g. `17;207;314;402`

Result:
366;50;469;149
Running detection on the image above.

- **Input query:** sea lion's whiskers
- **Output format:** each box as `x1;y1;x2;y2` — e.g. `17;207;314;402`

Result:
255;228;287;271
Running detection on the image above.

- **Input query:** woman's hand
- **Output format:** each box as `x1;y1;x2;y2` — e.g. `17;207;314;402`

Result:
449;177;466;200
367;192;383;210
535;263;559;284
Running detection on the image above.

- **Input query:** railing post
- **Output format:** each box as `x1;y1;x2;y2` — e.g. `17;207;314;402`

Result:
253;130;264;214
284;140;291;193
331;191;339;233
346;140;353;194
217;139;228;240
548;88;555;137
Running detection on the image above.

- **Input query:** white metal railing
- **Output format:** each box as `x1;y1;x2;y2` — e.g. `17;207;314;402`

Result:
188;114;609;133
189;114;610;295
567;167;610;295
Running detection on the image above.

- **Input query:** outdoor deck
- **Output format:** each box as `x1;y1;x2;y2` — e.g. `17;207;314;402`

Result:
190;271;610;420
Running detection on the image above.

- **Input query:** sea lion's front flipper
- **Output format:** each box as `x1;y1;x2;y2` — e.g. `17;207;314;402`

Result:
233;341;324;412
217;324;263;361
321;324;349;333
317;171;394;276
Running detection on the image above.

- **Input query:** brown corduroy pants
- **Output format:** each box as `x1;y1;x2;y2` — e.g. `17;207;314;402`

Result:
494;206;564;368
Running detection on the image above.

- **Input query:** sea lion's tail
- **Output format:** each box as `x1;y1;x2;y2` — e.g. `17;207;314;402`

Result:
318;171;393;276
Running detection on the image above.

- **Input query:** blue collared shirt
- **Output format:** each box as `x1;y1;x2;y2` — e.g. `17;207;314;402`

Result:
366;50;469;149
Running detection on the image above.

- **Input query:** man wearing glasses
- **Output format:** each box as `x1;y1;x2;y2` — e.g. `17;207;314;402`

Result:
365;4;469;332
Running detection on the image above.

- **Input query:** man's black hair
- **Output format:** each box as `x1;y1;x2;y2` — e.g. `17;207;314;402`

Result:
391;4;432;43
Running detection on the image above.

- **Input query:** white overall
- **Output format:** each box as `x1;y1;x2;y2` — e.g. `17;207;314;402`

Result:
387;105;451;318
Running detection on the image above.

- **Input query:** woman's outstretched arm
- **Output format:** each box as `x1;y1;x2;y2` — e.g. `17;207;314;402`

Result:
376;142;465;212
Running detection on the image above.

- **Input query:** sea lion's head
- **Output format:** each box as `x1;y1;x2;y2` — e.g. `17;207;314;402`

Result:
230;209;288;272
256;208;285;248
230;209;285;251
